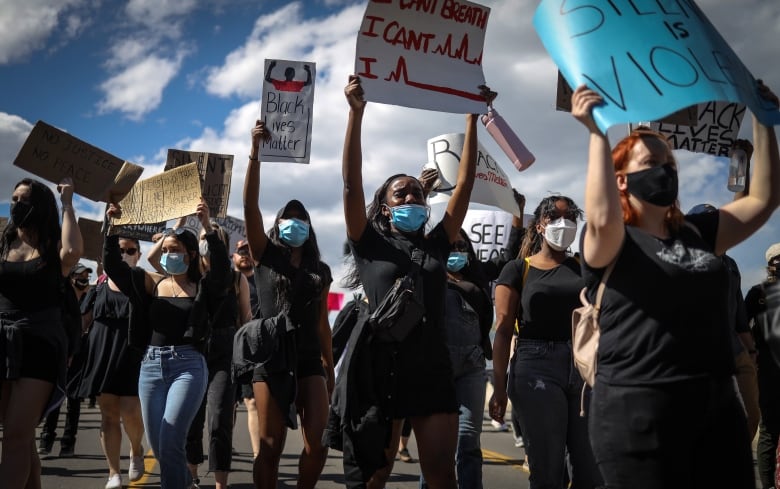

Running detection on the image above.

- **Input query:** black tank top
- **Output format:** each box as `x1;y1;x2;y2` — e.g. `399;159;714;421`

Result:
0;257;61;311
148;296;194;346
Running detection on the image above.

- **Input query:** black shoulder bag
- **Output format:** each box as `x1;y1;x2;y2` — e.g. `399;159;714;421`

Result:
368;248;426;343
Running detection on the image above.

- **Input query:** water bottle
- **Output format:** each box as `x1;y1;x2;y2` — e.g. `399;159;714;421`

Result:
481;106;535;171
727;148;747;192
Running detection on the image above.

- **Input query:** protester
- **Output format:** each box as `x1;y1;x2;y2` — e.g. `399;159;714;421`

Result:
243;121;334;489
232;239;262;458
490;195;602;489
745;243;780;489
333;74;487;489
687;203;760;440
39;262;93;458
570;80;780;488
0;177;83;489
78;240;145;489
103;200;231;489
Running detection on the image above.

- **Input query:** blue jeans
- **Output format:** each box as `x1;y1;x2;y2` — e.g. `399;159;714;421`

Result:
508;340;601;489
139;345;208;489
421;348;486;489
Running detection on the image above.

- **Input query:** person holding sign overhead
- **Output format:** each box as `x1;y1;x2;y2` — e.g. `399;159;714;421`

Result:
243;121;334;489
570;80;780;489
337;74;490;489
0;177;83;489
103;199;232;489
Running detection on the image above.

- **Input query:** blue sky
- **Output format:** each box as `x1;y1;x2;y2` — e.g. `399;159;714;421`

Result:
1;0;779;294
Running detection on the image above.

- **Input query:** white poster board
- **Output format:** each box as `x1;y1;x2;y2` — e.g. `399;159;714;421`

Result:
425;133;520;215
355;0;490;114
260;59;316;164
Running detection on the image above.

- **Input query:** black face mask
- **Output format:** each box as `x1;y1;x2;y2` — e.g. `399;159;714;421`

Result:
10;201;35;228
626;164;679;207
74;278;89;290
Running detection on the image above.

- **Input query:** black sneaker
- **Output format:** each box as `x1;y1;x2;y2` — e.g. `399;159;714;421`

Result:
59;444;75;457
37;440;53;456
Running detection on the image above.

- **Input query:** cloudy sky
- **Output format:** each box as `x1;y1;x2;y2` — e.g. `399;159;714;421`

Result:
1;0;779;294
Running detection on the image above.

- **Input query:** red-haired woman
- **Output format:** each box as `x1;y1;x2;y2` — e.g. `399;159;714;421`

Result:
571;81;780;489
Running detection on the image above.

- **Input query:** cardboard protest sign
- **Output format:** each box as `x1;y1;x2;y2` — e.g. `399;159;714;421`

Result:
556;71;699;126
631;101;745;156
112;163;202;225
165;150;233;218
534;1;780;133
355;0;490;114
179;214;246;252
112;222;167;242
260;59;316;164
13;121;144;202
425;133;519;216
77;218;104;262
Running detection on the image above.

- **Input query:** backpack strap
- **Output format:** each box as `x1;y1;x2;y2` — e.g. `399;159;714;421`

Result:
593;260;617;313
513;257;531;335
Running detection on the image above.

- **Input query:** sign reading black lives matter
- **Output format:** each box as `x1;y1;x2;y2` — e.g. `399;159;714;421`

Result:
260;59;316;164
165;149;233;218
631;102;746;157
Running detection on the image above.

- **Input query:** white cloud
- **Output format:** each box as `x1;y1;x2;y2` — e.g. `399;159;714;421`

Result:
97;53;184;120
0;0;83;64
124;0;197;32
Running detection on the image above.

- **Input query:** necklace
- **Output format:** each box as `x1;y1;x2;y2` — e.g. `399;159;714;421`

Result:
168;277;183;298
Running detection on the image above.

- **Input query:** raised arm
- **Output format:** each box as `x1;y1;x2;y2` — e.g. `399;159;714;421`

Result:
147;216;187;274
265;61;276;83
103;204;158;298
718;82;780;254
196;200;232;293
342;75;368;241
244;121;271;262
58;177;83;275
441;113;479;242
571;85;625;268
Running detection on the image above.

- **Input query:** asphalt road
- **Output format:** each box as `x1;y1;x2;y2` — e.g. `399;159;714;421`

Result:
31;395;530;489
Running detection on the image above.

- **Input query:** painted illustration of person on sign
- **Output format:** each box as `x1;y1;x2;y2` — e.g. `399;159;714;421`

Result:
265;60;312;92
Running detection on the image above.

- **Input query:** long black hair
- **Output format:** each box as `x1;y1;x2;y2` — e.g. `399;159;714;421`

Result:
0;178;61;266
518;195;582;259
267;199;326;310
343;174;426;289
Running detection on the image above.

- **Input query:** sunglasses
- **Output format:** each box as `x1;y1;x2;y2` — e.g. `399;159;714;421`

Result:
235;248;250;257
119;248;138;256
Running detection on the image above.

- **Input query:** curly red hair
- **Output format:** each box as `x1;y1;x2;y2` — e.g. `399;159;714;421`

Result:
611;131;684;232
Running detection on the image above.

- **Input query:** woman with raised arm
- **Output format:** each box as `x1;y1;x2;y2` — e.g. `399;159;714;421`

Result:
0;177;82;489
103;199;231;489
243;120;334;489
570;81;780;489
339;74;486;489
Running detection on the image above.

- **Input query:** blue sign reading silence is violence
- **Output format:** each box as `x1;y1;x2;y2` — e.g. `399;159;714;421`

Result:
533;0;780;133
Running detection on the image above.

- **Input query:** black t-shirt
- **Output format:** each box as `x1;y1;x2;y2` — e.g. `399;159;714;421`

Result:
581;213;734;385
253;241;331;361
497;256;583;341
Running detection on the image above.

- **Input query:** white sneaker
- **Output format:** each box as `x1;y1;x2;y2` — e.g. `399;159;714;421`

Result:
491;419;509;431
128;454;144;481
514;436;525;448
105;474;122;489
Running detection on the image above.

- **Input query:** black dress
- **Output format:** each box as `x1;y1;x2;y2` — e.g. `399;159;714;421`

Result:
78;282;142;397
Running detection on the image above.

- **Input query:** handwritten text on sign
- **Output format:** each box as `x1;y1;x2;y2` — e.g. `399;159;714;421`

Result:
260;59;315;164
356;0;490;114
425;132;520;216
13;121;144;202
113;163;202;225
165;150;233;218
635;101;746;156
533;0;780;132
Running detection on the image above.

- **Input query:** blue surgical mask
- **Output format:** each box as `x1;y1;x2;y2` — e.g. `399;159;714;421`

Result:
278;218;310;247
160;252;188;276
388;204;428;232
447;251;469;272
